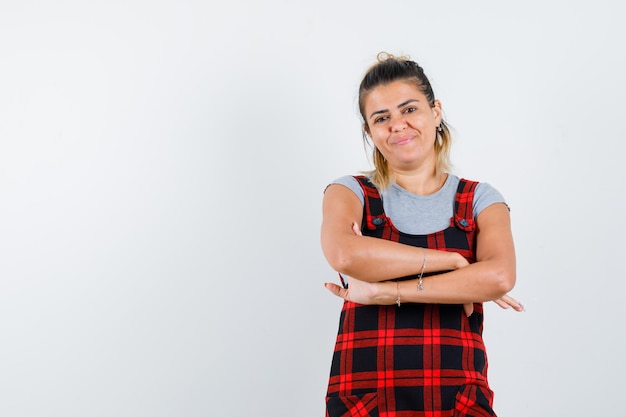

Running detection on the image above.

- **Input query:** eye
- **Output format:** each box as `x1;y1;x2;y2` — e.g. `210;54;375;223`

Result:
403;106;417;114
374;115;389;124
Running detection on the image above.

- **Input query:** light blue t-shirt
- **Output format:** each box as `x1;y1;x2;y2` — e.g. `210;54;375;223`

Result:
331;174;506;235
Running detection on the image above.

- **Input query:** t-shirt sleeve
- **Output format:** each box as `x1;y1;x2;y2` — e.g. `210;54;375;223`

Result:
474;182;508;218
326;175;365;206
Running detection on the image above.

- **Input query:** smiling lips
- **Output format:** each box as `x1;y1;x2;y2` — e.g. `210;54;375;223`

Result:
392;135;415;146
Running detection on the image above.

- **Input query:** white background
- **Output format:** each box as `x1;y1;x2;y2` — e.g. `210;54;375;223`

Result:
1;1;624;416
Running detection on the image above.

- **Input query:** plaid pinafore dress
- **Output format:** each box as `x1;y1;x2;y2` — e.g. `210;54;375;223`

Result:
326;176;496;417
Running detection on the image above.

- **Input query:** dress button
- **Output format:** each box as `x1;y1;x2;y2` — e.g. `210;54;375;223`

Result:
459;219;469;227
372;217;384;226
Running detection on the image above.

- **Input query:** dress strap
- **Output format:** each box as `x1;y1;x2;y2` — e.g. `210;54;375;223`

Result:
453;178;479;231
353;176;387;231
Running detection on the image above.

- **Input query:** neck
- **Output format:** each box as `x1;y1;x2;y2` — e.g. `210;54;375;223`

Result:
392;168;448;196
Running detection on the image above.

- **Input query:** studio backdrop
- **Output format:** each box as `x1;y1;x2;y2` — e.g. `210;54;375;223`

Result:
0;1;623;416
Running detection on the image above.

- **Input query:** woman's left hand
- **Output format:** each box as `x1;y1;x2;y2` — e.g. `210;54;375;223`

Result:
324;274;385;305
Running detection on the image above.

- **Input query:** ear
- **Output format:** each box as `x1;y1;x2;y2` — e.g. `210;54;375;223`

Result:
432;100;443;124
363;123;370;136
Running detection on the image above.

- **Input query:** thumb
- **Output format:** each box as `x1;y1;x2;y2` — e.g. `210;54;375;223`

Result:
324;282;348;299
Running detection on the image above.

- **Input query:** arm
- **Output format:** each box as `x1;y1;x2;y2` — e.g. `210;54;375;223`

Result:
324;277;524;313
336;202;516;305
321;183;468;281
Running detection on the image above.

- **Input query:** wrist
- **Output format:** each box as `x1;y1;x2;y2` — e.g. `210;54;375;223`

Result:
375;281;396;305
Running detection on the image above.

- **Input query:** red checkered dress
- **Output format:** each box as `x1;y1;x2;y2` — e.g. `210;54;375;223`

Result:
325;176;496;417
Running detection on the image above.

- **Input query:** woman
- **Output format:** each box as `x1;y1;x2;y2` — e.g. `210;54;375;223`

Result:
321;53;523;416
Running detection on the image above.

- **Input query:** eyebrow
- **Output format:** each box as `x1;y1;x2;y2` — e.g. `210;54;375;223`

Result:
368;99;420;120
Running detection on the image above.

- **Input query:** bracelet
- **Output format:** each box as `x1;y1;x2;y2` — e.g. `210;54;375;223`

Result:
417;250;426;291
396;281;401;307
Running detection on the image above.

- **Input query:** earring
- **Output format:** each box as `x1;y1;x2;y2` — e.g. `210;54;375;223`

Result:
436;124;443;146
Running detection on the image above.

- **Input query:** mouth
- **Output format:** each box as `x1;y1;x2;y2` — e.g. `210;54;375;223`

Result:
392;136;414;146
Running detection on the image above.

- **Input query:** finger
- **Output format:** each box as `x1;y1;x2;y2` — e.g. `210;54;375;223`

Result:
494;299;510;309
324;282;348;300
463;303;474;317
351;222;363;236
501;295;525;312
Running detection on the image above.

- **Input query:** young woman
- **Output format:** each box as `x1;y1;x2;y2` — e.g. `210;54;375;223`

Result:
321;53;523;416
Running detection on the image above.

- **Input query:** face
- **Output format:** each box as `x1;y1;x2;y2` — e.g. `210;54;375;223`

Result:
363;80;442;170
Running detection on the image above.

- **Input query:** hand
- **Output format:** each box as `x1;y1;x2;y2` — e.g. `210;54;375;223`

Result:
464;294;524;317
324;274;385;305
493;294;525;312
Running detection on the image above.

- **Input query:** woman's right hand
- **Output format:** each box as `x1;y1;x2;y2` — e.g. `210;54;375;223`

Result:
493;294;525;312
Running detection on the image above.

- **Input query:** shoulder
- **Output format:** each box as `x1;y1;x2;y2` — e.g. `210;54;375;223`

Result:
325;175;366;206
474;181;507;217
450;175;507;217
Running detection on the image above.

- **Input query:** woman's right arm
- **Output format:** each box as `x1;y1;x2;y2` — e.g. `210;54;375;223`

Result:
321;183;467;282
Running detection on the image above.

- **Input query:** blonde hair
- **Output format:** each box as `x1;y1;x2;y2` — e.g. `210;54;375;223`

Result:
359;53;452;190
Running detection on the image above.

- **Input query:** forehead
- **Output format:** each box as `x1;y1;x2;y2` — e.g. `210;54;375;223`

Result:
364;80;427;110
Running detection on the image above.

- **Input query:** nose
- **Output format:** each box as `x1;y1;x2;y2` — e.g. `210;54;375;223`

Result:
390;115;407;132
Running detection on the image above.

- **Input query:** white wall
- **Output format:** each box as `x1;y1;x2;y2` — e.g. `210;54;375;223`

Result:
1;1;623;416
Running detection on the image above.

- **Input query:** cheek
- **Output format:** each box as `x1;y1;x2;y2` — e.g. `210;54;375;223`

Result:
369;131;387;147
370;124;389;138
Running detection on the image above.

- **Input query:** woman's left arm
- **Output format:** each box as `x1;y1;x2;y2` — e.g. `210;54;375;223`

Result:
325;202;517;306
